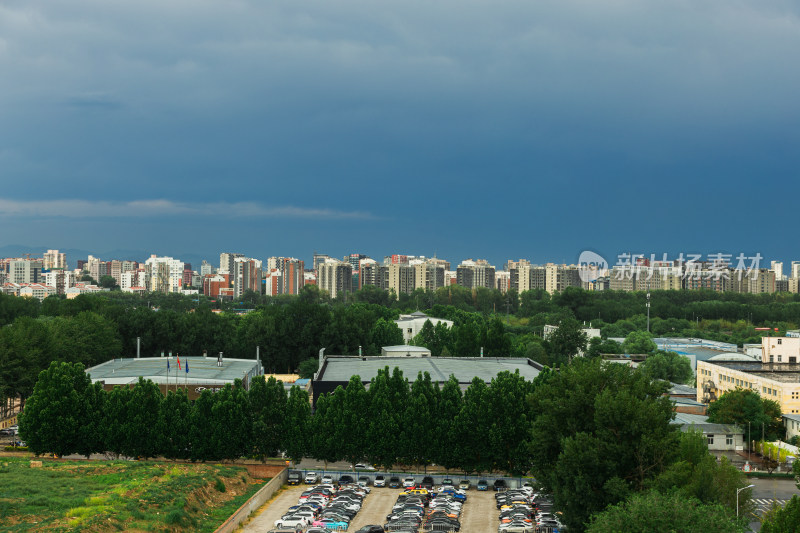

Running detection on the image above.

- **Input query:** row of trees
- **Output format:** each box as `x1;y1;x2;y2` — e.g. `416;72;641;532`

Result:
19;362;534;475
18;362;310;462
21;357;760;531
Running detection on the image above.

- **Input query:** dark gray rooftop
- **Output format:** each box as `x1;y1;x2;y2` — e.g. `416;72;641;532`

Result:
317;356;542;384
87;356;262;386
702;361;800;383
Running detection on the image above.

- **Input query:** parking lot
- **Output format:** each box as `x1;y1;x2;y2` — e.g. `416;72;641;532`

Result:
241;484;500;533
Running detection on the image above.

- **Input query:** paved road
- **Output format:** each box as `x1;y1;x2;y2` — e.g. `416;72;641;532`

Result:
745;477;799;532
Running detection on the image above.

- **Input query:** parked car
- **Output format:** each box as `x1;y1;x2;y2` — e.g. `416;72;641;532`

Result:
459;480;471;490
355;526;384;533
374;475;386;487
420;476;434;489
305;471;320;484
402;477;415;489
287;471;302;485
389;476;402;488
274;516;310;529
494;479;508;491
358;476;371;487
338;474;355;486
477;479;489;491
321;474;334;485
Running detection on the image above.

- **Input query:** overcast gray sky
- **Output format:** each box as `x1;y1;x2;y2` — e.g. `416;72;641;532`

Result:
2;1;799;266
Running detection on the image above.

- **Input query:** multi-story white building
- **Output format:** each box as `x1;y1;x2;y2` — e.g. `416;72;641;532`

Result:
395;311;454;344
9;259;43;284
44;270;74;295
144;255;185;293
43;249;66;270
19;283;56;301
219;252;243;275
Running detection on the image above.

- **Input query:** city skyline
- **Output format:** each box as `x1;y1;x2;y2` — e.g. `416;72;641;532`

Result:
2;2;799;267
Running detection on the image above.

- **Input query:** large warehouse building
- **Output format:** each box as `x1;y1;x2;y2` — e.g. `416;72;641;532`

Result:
87;355;263;401
311;351;543;405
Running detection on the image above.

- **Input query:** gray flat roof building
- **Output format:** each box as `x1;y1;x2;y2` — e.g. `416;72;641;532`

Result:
87;356;263;400
312;355;543;405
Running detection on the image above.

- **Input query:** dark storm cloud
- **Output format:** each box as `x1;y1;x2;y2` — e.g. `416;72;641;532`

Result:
1;0;799;263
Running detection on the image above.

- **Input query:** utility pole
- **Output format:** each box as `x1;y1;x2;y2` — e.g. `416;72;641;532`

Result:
646;283;651;333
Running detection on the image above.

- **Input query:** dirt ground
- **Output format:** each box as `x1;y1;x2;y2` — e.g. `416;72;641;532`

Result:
239;485;499;533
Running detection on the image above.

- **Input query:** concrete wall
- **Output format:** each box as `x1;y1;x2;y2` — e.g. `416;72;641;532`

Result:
214;466;287;533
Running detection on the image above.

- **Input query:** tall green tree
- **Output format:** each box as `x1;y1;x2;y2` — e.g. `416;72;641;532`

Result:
158;388;191;460
485;370;533;475
339;375;369;465
433;375;463;471
650;428;753;515
249;376;287;461
399;372;439;469
452;377;492;473
366;368;402;470
587;490;744;533
761;495;800;533
528;358;679;532
545;316;588;364
638;350;694;384
622;330;658;354
283;385;311;464
707;388;783;442
18;361;93;457
210;381;252;461
124;377;163;459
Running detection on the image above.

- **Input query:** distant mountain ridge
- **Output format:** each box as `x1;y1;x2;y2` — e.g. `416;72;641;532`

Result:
0;244;209;271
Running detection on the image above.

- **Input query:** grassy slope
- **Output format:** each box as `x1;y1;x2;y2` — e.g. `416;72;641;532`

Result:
0;458;268;532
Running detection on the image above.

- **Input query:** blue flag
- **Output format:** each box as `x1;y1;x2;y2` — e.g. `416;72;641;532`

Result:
185;359;189;373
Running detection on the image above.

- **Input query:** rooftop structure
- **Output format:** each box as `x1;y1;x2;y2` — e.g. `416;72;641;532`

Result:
86;356;263;400
312;354;543;405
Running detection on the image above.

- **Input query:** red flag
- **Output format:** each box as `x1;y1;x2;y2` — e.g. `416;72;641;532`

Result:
177;355;181;371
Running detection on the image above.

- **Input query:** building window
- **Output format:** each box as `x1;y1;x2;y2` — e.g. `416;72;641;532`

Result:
779;355;783;362
707;434;715;445
778;339;782;345
726;435;733;445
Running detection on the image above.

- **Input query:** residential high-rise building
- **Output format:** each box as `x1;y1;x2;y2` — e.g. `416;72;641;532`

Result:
144;255;185;293
495;270;511;293
313;253;333;273
233;257;262;298
456;259;495;289
317;259;352;299
9;259;43;284
413;260;445;292
200;260;213;276
359;259;389;290
219;253;243;275
388;263;416;295
43;249;66;270
87;255;108;282
508;259;531;292
772;261;785;280
280;258;305;295
44;269;74;295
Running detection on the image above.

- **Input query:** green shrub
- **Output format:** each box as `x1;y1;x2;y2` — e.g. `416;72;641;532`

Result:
214;478;226;492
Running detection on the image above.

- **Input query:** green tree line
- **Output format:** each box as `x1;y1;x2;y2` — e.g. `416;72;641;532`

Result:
20;358;759;531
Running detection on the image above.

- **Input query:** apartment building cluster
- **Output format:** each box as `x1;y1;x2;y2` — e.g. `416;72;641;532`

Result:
597;257;798;295
5;248;800;302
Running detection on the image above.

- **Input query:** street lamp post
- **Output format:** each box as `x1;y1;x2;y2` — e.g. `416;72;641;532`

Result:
737;484;755;517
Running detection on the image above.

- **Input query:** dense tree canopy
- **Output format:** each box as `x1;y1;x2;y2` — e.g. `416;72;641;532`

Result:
586;491;745;533
528;358;680;531
706;388;783;442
